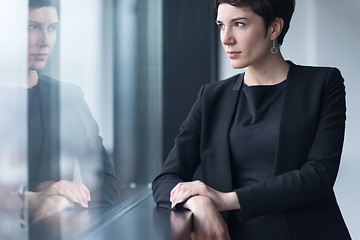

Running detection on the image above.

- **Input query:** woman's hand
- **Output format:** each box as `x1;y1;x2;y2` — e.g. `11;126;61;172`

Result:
27;192;74;223
184;195;231;240
26;180;91;222
40;180;91;208
36;180;91;207
170;180;239;211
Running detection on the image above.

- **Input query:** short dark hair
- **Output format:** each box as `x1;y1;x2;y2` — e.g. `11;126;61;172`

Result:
29;0;60;15
214;0;295;45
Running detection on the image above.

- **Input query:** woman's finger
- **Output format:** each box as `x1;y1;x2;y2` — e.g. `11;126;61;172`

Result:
171;182;201;208
77;184;90;207
48;180;90;208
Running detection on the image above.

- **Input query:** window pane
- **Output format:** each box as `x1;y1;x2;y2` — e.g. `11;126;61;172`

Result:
0;1;28;239
0;0;162;238
113;0;162;190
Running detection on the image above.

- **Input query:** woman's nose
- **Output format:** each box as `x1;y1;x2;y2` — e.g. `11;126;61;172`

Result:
39;30;50;47
221;28;235;46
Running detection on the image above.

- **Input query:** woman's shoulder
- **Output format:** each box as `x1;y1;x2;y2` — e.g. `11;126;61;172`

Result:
288;61;344;87
202;73;243;93
291;61;342;78
38;75;83;96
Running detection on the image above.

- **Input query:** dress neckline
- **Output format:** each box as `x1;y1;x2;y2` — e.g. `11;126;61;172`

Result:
242;79;287;89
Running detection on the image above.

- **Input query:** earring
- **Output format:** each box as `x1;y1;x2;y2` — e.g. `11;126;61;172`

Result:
271;40;278;54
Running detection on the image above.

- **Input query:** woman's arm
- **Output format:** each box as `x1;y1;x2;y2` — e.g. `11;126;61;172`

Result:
152;86;205;209
168;68;346;220
233;68;346;219
67;85;121;206
183;195;231;240
170;180;239;211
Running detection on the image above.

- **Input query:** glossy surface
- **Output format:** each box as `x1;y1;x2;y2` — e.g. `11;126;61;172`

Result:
25;188;192;240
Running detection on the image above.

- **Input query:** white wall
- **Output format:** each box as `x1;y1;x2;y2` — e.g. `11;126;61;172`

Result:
219;0;360;238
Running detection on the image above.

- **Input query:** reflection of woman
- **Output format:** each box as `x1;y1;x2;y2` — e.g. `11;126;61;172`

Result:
23;0;120;221
153;0;351;239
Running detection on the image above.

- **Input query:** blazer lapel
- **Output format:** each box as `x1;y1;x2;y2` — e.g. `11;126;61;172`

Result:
38;77;61;180
207;73;244;192
274;62;308;175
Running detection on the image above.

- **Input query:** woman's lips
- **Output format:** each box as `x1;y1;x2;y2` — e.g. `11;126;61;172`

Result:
227;51;241;58
33;54;48;61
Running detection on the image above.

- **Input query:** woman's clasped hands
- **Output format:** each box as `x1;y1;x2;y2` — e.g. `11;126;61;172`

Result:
38;180;91;208
27;180;91;223
170;180;239;240
170;180;239;211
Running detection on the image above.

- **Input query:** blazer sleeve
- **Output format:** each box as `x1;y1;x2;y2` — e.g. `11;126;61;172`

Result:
152;86;205;209
235;68;346;219
67;85;121;207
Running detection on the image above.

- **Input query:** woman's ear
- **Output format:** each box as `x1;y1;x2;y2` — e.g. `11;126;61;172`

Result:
270;17;284;40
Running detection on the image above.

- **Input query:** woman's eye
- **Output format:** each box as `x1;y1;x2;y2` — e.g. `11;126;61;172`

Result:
235;22;244;27
48;24;59;32
217;24;225;30
28;24;41;31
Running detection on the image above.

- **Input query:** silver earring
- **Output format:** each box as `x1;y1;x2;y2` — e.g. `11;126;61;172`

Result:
271;40;278;54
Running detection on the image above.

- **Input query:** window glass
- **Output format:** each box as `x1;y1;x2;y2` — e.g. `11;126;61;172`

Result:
0;1;28;239
0;0;162;238
113;0;162;193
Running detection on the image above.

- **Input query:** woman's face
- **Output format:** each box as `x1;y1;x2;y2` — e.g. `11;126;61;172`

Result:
216;4;273;69
28;6;59;71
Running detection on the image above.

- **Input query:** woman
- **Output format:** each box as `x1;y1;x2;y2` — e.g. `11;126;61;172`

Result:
152;0;351;239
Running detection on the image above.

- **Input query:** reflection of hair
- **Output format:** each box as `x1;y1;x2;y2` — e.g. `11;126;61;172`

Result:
214;0;295;45
29;0;60;14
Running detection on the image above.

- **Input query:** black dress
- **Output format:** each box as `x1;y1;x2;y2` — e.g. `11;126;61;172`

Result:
229;80;290;239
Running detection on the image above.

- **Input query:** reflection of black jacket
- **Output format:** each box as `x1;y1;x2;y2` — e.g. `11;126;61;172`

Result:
153;62;351;239
28;75;120;206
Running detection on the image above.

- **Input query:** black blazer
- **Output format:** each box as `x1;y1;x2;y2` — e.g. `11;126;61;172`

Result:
152;62;351;239
27;75;120;206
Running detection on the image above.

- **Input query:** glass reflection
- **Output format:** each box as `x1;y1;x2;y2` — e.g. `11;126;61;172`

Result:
25;0;120;237
1;0;162;238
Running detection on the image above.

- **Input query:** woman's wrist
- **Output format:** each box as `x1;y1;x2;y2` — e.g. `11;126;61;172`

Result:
183;195;212;212
183;192;240;212
219;191;240;211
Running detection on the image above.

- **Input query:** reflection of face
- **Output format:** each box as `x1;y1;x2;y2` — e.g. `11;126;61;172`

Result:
216;4;272;69
28;7;59;71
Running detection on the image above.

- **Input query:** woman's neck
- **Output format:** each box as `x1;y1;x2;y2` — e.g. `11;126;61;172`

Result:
244;54;290;86
28;70;39;88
